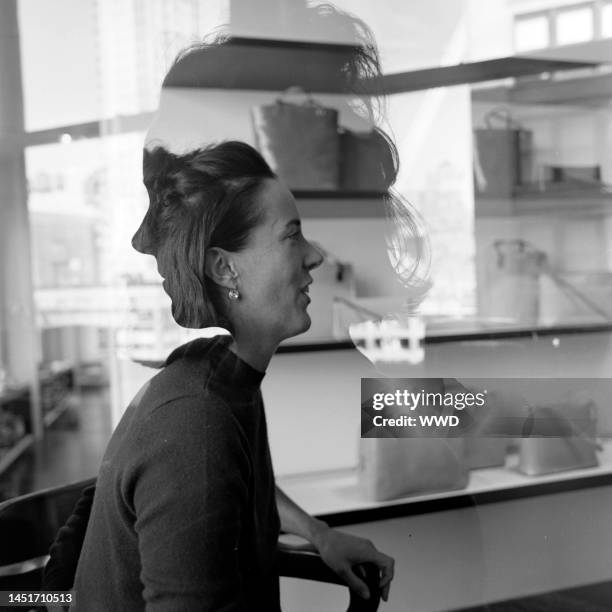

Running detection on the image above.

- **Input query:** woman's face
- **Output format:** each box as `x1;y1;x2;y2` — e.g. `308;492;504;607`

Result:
231;178;323;343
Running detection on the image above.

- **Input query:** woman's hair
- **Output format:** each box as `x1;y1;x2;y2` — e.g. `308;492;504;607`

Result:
140;2;430;329
133;141;275;329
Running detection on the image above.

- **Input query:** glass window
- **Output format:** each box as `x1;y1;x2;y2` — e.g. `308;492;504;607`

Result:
514;14;550;52
18;0;230;130
555;4;594;45
602;1;612;37
16;0;230;432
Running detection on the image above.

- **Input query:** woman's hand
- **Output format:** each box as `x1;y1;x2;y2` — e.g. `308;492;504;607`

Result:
274;486;394;601
310;520;395;602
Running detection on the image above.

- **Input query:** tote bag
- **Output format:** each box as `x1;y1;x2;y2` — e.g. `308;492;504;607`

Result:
251;88;339;190
339;129;393;191
358;436;469;501
358;378;469;501
473;108;533;198
518;400;600;476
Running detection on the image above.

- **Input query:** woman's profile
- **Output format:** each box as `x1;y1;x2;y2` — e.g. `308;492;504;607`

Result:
40;5;436;609
45;145;394;609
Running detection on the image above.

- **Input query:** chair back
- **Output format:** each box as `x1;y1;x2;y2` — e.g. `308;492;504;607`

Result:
0;478;96;590
0;478;380;610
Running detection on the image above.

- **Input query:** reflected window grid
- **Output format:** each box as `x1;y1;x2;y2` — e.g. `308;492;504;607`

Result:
555;4;594;45
602;0;612;37
514;13;551;52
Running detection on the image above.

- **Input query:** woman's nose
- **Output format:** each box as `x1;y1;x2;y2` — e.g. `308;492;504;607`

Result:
305;240;324;271
131;213;156;255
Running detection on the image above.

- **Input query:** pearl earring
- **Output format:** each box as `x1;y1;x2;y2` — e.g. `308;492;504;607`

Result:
228;288;240;300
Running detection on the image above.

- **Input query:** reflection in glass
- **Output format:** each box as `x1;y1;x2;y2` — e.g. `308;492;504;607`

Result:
556;5;594;45
602;1;612;37
514;14;550;52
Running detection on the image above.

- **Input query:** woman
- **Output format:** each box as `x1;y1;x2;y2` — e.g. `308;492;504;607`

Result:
47;141;393;610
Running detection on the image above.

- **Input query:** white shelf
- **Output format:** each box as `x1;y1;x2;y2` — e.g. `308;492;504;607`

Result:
0;434;34;477
277;439;612;519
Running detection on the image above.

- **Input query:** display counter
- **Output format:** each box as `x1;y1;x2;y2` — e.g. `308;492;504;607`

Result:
272;322;612;609
278;442;612;612
112;322;612;610
278;317;612;352
277;439;612;522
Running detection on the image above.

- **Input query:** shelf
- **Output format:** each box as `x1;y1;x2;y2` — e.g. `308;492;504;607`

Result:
0;386;29;405
276;439;612;524
162;37;597;95
292;189;386;199
22;112;156;148
278;340;355;353
295;194;386;218
163;37;365;94
476;185;612;216
365;57;597;95
514;182;612;198
472;71;612;106
43;401;70;429
279;320;612;352
518;37;612;65
0;434;34;477
132;320;612;366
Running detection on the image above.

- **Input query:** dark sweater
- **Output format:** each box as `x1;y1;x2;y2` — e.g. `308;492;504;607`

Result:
70;336;281;611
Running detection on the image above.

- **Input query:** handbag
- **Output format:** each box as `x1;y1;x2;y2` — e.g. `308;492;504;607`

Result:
480;239;546;325
517;399;600;476
358;436;469;501
358;378;469;501
339;129;393;191
473;107;533;197
251;88;339;190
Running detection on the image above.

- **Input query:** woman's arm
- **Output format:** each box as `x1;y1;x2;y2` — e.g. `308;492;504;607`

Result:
131;398;249;611
43;485;96;591
275;486;394;601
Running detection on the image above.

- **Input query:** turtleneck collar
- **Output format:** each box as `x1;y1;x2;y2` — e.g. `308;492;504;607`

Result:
165;335;265;394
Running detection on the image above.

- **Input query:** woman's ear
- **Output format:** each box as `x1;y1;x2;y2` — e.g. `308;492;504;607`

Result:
205;247;237;289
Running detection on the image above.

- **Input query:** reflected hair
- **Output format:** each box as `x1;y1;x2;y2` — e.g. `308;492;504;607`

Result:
302;2;431;307
295;2;431;307
159;2;430;311
134;141;275;329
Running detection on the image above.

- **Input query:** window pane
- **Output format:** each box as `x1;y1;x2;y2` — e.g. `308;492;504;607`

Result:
514;15;550;52
556;5;594;45
25;134;150;289
18;0;230;130
602;1;612;37
25;133;209;379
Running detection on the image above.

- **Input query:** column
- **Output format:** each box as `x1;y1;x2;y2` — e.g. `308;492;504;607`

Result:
0;0;42;437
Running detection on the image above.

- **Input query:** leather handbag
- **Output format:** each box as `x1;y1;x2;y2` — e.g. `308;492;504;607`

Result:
517;400;600;476
358;378;470;501
339;129;393;191
358;436;469;501
473;107;533;197
251;88;339;190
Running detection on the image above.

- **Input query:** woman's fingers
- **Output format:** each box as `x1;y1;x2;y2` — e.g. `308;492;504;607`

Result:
377;552;394;601
346;553;394;602
316;528;395;601
339;566;370;600
378;551;395;586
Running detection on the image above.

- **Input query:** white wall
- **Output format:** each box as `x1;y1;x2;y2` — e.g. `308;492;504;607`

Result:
281;485;612;611
114;327;612;476
265;330;612;475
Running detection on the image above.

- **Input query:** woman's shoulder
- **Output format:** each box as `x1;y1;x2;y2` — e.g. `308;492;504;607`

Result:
110;390;248;481
132;338;220;410
131;382;239;435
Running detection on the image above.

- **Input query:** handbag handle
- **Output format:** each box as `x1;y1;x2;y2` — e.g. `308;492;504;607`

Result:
275;86;326;110
484;106;523;130
523;402;599;444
